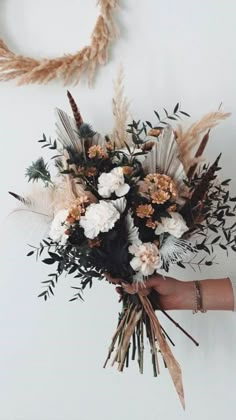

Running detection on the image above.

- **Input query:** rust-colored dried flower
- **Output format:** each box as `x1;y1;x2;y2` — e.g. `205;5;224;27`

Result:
144;173;178;203
141;141;155;151
88;145;108;159
146;218;159;229
169;181;178;198
66;196;90;223
105;141;113;151
66;215;76;225
167;204;177;212
77;166;86;175
136;204;154;218
122;166;133;176
88;237;102;248
148;128;162;137
151;190;170;204
86;167;97;177
157;175;171;191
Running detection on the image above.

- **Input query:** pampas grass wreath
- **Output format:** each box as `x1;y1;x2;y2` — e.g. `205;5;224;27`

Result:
0;0;119;85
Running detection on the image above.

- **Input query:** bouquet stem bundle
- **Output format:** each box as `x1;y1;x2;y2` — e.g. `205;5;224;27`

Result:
104;294;186;408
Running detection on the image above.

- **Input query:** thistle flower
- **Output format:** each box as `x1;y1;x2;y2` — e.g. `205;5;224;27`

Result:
25;157;51;185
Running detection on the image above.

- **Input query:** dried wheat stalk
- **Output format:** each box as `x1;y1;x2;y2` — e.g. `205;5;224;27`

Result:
0;0;119;85
176;111;230;173
111;65;130;148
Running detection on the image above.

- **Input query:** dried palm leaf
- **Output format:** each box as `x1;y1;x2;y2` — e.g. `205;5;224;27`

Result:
143;125;186;186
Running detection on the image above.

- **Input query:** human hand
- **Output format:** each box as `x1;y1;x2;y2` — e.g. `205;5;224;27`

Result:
104;273;194;311
105;273;234;311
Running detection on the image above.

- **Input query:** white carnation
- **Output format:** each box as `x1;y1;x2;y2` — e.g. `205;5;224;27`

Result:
155;212;188;238
49;209;69;245
80;201;120;239
98;167;130;198
129;242;161;277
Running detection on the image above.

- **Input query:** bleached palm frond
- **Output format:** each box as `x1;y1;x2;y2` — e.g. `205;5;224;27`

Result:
111;197;127;213
160;235;196;267
143;125;186;185
111;66;130;148
55;107;82;153
176;111;230;173
125;212;141;245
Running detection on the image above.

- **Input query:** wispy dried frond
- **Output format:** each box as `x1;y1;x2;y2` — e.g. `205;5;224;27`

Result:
0;0;120;85
176;111;230;173
111;66;130;148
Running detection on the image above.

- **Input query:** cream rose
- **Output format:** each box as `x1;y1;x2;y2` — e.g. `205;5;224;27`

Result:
155;212;188;238
129;242;161;277
80;201;120;239
98;167;130;198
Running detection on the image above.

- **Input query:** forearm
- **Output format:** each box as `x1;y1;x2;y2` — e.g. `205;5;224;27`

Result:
172;277;234;311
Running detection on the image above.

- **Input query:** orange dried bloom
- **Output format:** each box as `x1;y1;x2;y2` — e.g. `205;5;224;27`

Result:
141;141;155;151
144;173;178;202
66;196;89;223
122;166;133;176
151;190;170;204
157;175;171;191
169;181;178;198
88;145;108;159
148;128;162;137
136;204;154;218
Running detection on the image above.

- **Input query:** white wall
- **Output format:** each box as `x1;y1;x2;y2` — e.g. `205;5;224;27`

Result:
0;1;236;419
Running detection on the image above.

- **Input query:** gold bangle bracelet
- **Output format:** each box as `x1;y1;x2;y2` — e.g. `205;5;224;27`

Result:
193;280;206;313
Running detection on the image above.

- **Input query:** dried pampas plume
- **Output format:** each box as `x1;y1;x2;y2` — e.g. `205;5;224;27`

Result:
0;0;120;85
111;66;130;148
176;111;230;174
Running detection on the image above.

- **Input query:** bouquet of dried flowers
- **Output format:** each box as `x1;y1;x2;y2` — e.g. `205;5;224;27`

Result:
10;77;236;408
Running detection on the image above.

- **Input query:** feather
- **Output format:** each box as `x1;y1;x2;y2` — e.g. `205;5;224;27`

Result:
67;91;83;129
160;235;195;267
8;191;30;205
8;185;55;241
143;125;186;186
55;107;82;153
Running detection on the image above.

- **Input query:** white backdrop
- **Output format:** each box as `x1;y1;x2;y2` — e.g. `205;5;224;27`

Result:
0;1;236;419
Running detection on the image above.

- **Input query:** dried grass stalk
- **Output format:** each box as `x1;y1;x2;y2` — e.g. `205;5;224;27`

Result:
0;0;119;85
111;65;130;148
139;295;185;409
176;111;230;173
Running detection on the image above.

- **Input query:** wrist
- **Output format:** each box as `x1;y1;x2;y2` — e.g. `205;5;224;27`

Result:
168;280;196;310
